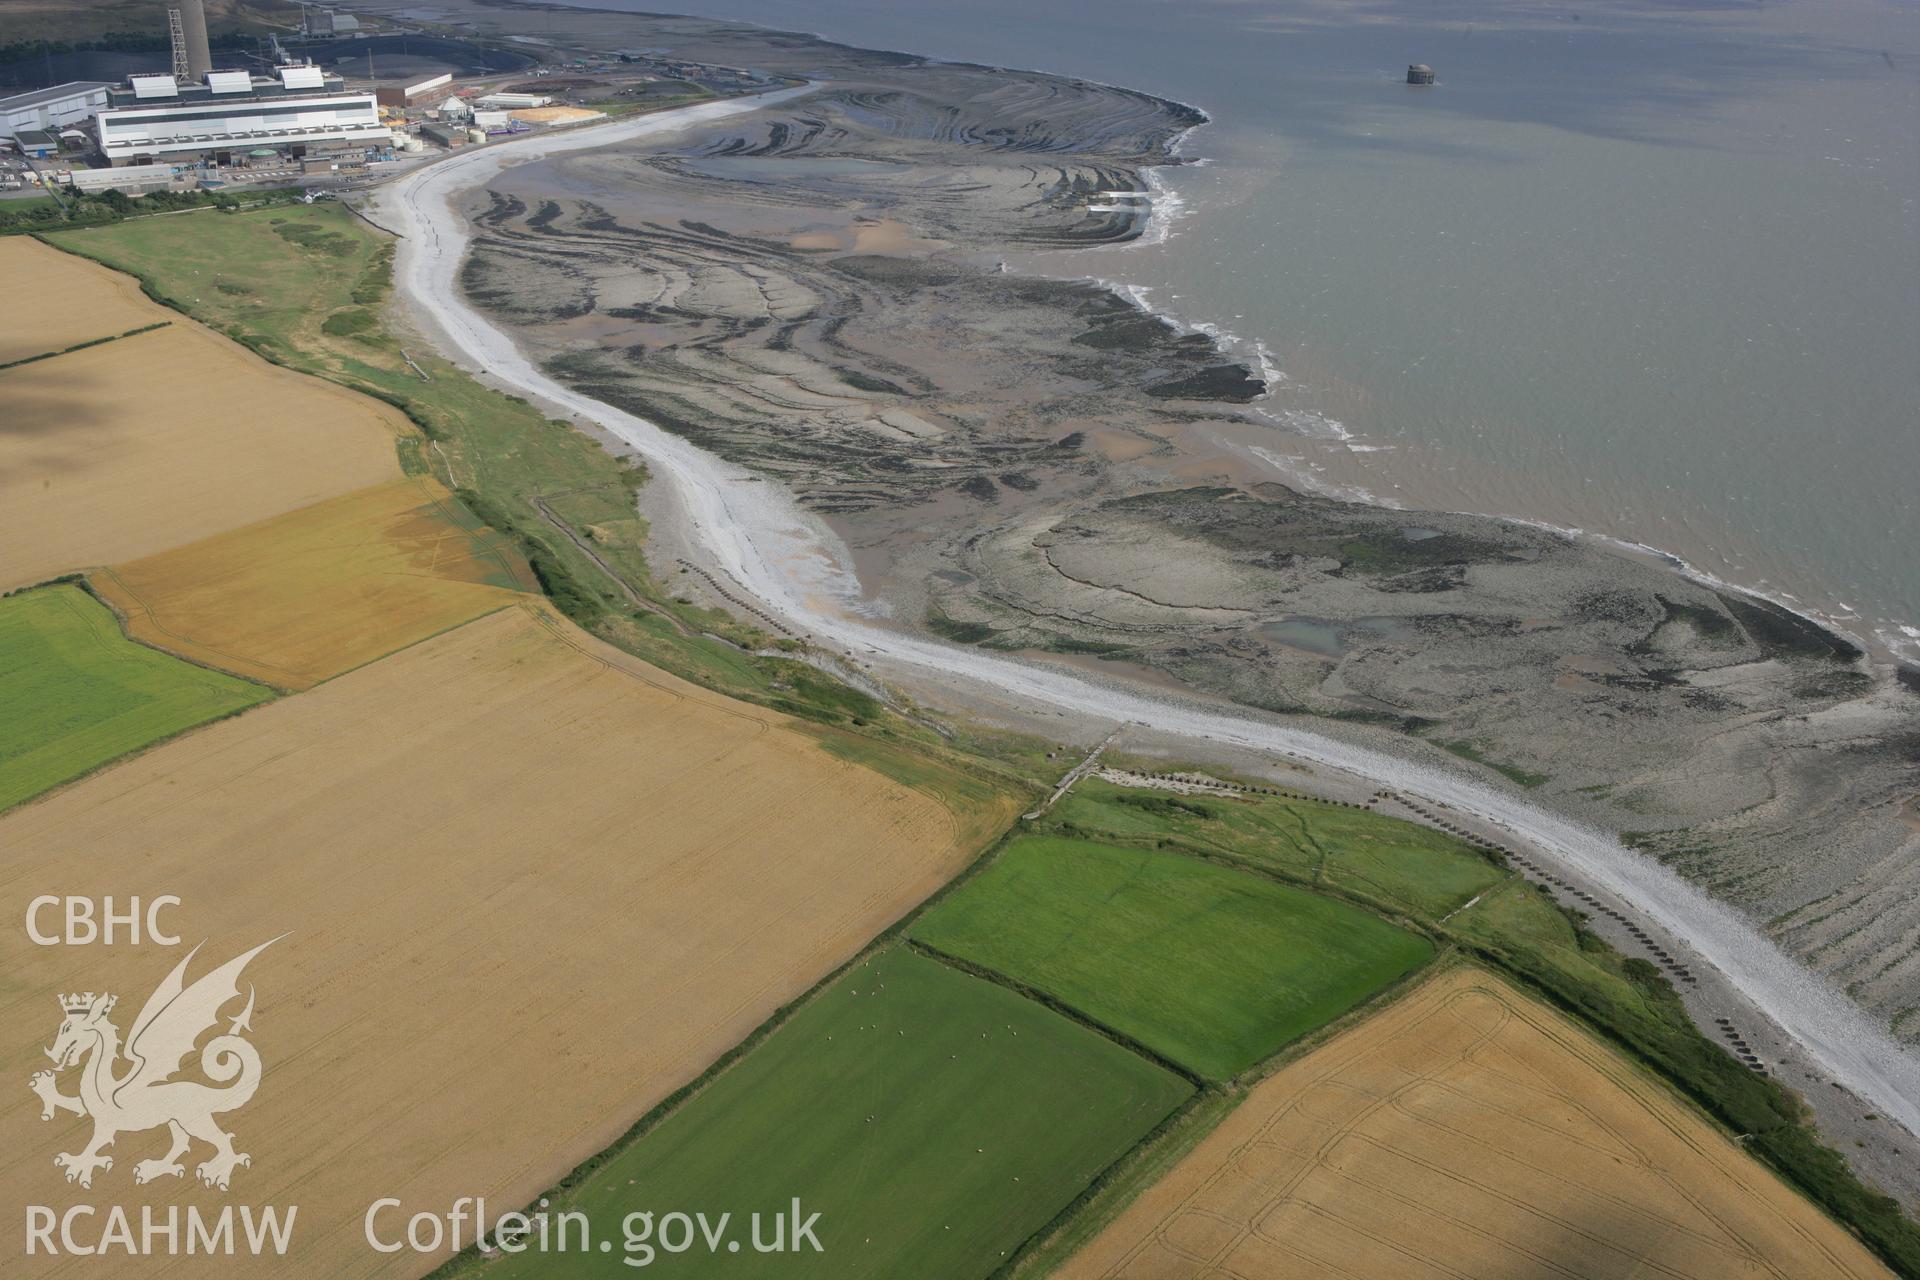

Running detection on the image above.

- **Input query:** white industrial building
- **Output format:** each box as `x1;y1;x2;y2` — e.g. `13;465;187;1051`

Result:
69;163;177;194
475;92;550;110
1;82;112;141
95;65;383;167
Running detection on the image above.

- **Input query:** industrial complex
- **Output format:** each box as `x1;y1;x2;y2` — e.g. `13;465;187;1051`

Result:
1;83;112;141
0;0;781;199
97;67;382;168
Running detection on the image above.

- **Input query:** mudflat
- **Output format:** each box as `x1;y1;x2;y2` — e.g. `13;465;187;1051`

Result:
377;0;1920;1026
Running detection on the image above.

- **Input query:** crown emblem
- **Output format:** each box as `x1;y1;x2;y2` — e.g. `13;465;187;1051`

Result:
60;992;115;1016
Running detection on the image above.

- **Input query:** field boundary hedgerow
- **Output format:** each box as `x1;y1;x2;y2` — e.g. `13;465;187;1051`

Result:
906;938;1208;1089
1032;785;1920;1277
0;319;169;371
417;814;1038;1280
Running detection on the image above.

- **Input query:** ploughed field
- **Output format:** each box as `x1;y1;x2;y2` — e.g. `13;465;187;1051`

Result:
0;240;405;591
0;603;996;1276
90;476;533;689
912;835;1432;1080
0;235;160;364
0;583;269;812
488;947;1191;1279
1059;966;1894;1280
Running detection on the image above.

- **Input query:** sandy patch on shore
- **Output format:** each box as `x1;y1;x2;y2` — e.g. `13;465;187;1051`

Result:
509;105;603;124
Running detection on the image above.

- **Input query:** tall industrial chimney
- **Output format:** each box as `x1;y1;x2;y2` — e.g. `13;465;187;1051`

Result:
173;0;212;79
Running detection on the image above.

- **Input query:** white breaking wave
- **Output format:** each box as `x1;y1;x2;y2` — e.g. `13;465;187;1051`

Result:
1246;445;1395;506
378;90;1920;1143
1080;272;1290;408
1132;164;1190;247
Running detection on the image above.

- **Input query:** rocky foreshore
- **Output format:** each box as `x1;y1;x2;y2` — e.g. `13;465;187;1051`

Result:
354;0;1920;1036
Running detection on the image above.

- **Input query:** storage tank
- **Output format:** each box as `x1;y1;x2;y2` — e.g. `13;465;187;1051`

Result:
467;127;488;145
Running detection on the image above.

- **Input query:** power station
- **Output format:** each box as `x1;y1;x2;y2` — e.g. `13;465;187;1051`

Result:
97;65;382;168
83;0;381;168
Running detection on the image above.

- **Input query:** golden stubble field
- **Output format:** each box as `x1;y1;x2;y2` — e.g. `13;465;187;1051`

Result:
1061;966;1890;1280
0;238;157;364
91;476;533;689
0;603;1005;1277
0;242;403;591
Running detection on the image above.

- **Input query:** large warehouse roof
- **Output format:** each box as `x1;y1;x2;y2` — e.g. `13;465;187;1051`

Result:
97;80;382;163
0;82;112;112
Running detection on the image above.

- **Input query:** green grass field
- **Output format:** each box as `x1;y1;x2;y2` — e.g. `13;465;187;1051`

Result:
0;584;270;811
912;836;1433;1080
1053;778;1506;917
488;947;1189;1279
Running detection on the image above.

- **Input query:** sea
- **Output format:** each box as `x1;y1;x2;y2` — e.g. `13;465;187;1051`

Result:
563;0;1920;661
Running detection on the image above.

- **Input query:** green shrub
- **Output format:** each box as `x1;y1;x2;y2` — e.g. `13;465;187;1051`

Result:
321;308;377;337
1115;791;1217;821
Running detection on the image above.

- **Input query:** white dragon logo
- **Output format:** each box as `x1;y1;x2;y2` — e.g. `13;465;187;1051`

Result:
29;938;279;1192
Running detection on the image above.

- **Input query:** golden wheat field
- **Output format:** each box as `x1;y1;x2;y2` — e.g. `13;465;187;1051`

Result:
0;263;404;591
91;476;533;689
0;238;158;364
1060;966;1889;1280
0;602;1007;1277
